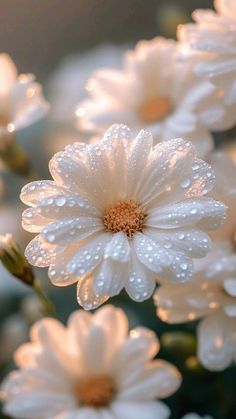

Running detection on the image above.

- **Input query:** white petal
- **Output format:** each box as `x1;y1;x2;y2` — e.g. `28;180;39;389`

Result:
126;129;153;198
111;327;159;385
30;318;66;347
102;123;132;145
20;180;63;206
48;246;79;286
224;279;236;297
145;228;212;258
4;392;75;419
104;232;130;263
94;305;129;349
79;323;109;374
133;232;172;273
0;54;17;94
111;401;170;419
118;359;181;400
25;235;55;267
37;194;99;219
67;310;92;349
93;259;127;297
67;233;111;277
198;313;236;371
154;282;212;323
160;252;194;283
137;138;196;207
125;248;156;302
42;217;103;246
77;275;109;310
12;79;49;130
22;207;51;233
147;198;227;230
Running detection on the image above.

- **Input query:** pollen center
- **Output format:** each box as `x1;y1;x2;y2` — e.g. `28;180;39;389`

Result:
138;96;172;123
103;200;145;238
74;375;116;408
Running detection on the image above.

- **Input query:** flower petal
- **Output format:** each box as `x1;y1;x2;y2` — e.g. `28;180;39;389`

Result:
118;359;181;400
25;235;55;267
147;198;227;230
133;232;172;273
93;258;127;297
198;313;236;371
67;233;111;277
77;275;109;310
111;401;170;419
42;217;103;246
125;247;156;302
104;232;130;263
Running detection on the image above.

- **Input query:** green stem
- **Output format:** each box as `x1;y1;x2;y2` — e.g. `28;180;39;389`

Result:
33;279;57;317
0;135;37;179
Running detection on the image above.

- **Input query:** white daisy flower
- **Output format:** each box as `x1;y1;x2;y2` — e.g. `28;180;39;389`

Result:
76;37;234;158
20;124;226;309
178;0;236;111
0;54;49;141
154;243;236;371
0;305;181;419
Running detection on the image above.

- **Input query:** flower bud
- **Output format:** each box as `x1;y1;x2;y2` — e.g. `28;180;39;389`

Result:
0;233;34;286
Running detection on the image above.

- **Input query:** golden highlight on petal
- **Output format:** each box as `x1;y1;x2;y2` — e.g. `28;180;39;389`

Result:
74;375;116;407
138;96;172;123
103;200;146;238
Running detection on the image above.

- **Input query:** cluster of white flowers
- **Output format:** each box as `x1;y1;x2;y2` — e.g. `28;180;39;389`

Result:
0;0;236;418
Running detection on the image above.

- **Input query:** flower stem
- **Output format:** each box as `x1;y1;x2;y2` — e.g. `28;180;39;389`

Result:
33;279;57;317
0;137;37;179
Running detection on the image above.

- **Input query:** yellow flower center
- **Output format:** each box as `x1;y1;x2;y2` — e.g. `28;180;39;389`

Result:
74;375;116;407
138;96;172;123
103;200;146;238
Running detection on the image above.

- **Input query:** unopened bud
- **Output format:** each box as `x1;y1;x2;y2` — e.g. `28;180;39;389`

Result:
0;233;34;286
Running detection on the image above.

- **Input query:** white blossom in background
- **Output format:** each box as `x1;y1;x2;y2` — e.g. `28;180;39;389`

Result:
178;0;236;114
20;124;226;309
155;243;236;371
76;37;234;157
1;305;181;419
208;152;236;243
0;54;49;145
48;44;126;125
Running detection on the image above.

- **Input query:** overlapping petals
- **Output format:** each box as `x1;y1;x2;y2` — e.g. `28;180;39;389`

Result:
155;244;236;370
21;124;226;309
1;306;181;419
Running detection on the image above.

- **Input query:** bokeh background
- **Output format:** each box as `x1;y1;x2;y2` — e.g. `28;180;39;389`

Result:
0;1;236;418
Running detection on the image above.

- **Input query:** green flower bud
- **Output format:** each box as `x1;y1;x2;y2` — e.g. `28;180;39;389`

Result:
0;233;34;286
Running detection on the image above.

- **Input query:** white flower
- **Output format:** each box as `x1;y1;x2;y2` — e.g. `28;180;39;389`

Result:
20;124;226;309
0;54;49;141
76;37;234;157
208;151;236;243
178;0;236;111
154;243;236;371
0;305;181;419
48;44;125;125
